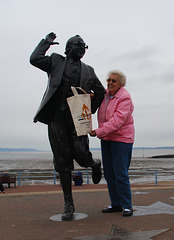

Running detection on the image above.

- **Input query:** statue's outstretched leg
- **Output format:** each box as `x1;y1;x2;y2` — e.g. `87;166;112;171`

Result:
59;171;75;221
72;135;102;184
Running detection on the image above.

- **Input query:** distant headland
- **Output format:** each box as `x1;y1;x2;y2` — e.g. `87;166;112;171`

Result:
1;146;174;152
0;148;43;152
152;154;174;158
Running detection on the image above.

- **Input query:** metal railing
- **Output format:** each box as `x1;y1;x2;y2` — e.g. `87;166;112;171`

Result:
14;169;94;186
129;169;174;185
1;169;174;186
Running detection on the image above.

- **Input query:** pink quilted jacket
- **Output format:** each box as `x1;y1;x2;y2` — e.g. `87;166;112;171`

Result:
95;87;134;143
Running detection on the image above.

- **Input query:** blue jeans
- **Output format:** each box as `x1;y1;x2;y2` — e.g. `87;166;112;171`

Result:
101;140;133;209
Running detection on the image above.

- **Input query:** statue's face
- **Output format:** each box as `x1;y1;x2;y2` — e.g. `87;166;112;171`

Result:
68;37;88;60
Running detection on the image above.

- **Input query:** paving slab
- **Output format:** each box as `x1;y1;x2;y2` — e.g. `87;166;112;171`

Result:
0;183;174;240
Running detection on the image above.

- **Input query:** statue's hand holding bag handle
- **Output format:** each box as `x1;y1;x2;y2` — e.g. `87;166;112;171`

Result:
67;87;92;136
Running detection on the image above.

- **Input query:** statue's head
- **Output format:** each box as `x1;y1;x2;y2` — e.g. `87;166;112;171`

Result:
65;35;88;60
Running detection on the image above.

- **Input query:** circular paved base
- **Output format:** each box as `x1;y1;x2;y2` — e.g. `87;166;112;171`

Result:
49;213;88;221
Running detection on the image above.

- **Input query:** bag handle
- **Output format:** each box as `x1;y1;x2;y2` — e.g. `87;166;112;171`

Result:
71;86;87;95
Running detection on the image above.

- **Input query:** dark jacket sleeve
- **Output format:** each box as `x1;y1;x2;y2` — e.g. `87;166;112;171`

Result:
30;39;52;73
90;70;106;114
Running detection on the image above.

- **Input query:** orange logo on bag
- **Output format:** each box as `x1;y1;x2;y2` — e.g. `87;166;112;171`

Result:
81;104;91;120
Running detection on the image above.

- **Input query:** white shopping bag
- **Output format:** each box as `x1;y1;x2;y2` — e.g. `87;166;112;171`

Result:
67;87;92;136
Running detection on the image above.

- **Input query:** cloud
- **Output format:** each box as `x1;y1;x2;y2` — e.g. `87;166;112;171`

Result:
1;0;174;150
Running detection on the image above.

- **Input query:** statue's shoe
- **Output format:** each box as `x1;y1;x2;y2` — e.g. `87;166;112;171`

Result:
92;159;102;184
61;202;75;221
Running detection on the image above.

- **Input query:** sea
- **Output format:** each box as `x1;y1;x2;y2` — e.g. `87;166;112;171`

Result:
0;148;174;185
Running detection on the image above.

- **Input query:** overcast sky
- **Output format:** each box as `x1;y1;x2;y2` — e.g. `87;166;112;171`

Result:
1;0;174;150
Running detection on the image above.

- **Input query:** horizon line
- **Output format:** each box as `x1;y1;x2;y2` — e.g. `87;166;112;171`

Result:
1;146;174;152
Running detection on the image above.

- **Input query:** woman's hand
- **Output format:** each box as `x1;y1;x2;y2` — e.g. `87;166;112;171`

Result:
89;130;97;137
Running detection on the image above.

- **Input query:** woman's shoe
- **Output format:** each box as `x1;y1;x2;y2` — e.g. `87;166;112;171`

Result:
122;208;133;217
102;205;122;213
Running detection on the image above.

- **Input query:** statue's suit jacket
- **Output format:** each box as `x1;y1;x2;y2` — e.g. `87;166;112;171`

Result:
30;39;105;124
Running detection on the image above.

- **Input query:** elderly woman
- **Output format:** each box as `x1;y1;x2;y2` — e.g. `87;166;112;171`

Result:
90;70;134;217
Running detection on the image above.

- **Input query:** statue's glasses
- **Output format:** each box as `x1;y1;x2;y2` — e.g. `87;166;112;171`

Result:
72;43;88;49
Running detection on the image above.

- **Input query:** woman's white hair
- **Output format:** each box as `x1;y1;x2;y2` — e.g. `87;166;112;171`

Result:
107;70;127;86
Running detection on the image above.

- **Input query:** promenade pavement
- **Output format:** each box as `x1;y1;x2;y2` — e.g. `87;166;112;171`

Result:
0;182;174;240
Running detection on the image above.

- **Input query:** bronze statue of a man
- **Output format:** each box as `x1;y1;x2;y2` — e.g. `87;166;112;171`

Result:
30;32;105;220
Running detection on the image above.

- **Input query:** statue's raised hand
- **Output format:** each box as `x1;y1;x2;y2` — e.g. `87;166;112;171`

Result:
45;32;59;45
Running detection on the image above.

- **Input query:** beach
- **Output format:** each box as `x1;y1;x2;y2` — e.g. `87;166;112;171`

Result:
0;149;174;185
